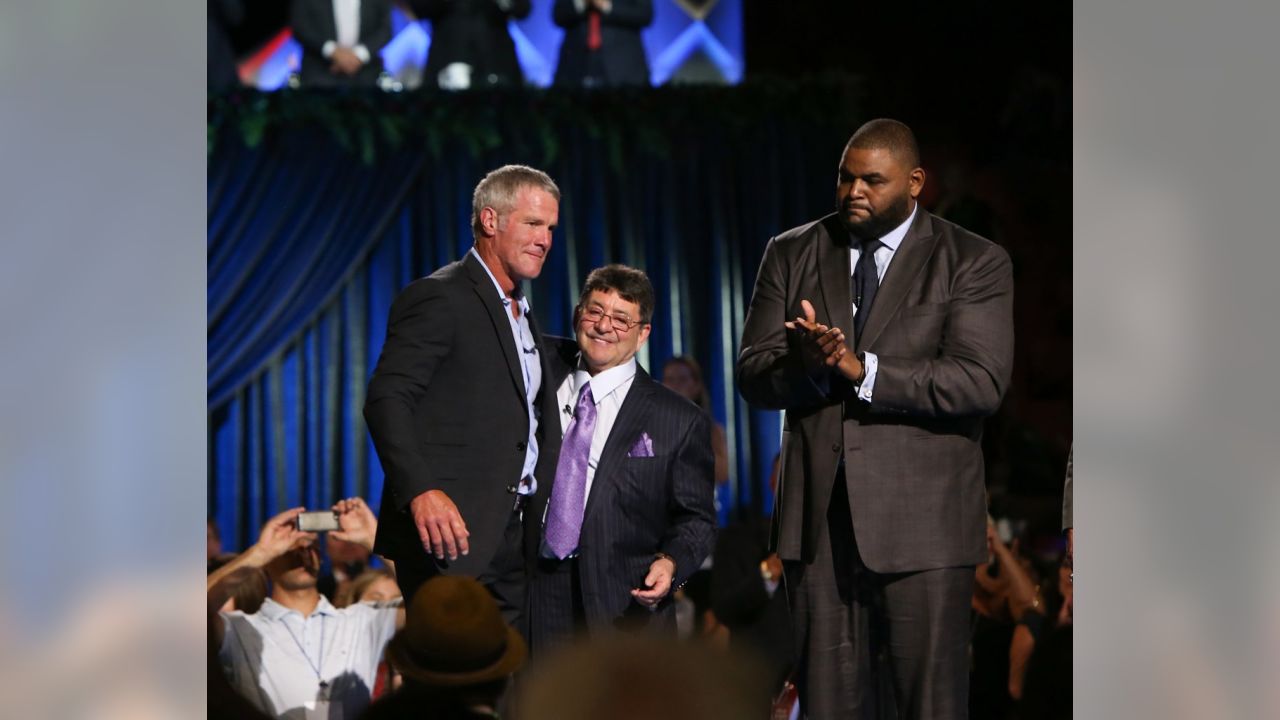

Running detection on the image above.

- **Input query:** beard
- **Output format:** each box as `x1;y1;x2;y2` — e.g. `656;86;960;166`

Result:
840;191;913;242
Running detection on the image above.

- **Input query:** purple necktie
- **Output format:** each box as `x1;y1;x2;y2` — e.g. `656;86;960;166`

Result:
546;383;596;559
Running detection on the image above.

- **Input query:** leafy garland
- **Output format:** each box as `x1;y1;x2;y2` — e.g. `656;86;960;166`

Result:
208;79;865;167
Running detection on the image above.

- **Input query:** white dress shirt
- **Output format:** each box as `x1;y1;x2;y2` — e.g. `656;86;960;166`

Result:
219;596;399;719
555;357;637;506
849;202;918;402
322;0;371;64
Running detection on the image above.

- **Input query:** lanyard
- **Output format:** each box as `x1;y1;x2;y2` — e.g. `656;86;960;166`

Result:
282;614;328;693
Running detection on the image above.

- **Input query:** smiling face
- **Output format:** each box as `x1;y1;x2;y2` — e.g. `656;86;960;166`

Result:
575;289;651;375
477;186;558;289
836;146;924;241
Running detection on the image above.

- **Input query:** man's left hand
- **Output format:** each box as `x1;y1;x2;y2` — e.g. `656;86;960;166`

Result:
631;556;675;607
331;497;377;552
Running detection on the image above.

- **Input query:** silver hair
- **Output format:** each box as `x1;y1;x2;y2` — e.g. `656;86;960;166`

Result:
471;164;560;238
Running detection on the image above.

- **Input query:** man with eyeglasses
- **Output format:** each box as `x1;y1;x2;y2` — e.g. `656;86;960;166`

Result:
524;264;716;656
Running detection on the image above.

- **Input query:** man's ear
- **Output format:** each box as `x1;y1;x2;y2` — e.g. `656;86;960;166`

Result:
479;206;500;236
637;323;652;349
909;167;926;199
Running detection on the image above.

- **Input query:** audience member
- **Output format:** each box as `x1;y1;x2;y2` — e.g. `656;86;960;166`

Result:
552;0;653;87
318;533;373;603
291;0;394;87
661;355;730;494
518;634;770;720
209;565;270;616
336;567;401;608
410;0;531;89
526;265;716;656
361;575;525;719
209;498;404;719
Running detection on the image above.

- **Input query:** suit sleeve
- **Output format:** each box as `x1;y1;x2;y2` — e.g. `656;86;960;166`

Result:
505;0;533;20
869;242;1015;418
361;0;394;54
364;281;456;511
552;0;581;27
736;237;830;410
660;410;716;589
290;0;334;54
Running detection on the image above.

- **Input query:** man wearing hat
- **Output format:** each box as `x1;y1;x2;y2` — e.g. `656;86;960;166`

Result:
362;575;526;719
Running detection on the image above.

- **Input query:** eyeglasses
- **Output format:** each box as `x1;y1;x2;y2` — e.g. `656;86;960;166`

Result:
580;305;644;332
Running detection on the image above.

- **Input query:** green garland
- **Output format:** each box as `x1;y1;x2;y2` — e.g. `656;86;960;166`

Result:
208;79;865;167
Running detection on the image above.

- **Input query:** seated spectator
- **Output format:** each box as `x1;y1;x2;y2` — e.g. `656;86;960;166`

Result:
336;567;400;608
291;0;393;87
552;0;653;88
208;498;404;719
319;532;373;602
209;565;270;616
662;356;729;490
410;0;532;89
361;575;525;719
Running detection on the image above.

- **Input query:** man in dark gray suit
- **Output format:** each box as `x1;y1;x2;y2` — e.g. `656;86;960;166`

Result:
737;119;1015;719
365;165;562;631
526;264;716;656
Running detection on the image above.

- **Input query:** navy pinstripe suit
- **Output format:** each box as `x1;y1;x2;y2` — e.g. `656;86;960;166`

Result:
526;339;716;652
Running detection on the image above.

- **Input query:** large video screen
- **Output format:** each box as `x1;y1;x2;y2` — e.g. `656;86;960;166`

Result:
236;0;742;90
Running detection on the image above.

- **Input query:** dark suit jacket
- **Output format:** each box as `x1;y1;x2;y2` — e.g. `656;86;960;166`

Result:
737;209;1014;573
291;0;392;87
552;0;652;87
365;253;562;579
530;343;717;631
411;0;530;87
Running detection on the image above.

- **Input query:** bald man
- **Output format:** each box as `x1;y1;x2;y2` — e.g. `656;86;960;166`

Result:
737;119;1014;719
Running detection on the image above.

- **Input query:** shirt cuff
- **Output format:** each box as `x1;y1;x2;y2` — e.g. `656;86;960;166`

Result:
322;40;337;59
856;351;879;402
496;0;514;11
573;0;587;13
353;44;371;64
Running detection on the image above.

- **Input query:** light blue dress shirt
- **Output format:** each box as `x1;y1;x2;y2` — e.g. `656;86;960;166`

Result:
470;248;541;494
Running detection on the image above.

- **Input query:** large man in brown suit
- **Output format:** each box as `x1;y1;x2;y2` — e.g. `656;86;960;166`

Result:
737;119;1014;719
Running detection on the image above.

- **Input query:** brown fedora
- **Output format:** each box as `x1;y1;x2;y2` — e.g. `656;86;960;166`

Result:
386;575;526;687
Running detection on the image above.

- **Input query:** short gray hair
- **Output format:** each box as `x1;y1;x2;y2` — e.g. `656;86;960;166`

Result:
471;165;560;238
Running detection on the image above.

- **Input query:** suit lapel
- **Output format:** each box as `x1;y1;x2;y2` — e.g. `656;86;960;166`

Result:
463;254;526;400
815;215;856;334
582;368;656;524
857;209;939;352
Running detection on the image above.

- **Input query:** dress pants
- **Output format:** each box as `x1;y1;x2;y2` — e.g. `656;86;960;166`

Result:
394;504;528;634
527;555;586;657
785;472;973;720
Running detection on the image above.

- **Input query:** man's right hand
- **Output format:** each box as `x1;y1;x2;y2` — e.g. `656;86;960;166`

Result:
410;490;470;561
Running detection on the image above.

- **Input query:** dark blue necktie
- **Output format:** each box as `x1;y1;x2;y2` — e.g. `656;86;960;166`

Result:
852;239;883;343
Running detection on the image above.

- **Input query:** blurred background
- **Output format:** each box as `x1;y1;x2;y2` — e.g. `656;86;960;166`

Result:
208;0;1071;554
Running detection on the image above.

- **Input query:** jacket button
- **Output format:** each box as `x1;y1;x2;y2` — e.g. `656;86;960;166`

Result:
516;441;527;452
506;483;517;494
832;443;841;453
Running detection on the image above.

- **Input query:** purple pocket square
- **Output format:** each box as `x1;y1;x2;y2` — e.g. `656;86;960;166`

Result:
628;432;655;458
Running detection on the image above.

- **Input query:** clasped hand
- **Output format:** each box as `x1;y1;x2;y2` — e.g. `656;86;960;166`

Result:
784;299;862;381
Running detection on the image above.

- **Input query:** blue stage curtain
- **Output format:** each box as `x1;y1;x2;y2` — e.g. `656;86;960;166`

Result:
208;88;859;549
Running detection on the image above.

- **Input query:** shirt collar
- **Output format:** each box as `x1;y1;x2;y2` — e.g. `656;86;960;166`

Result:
259;595;339;621
875;202;918;252
469;247;531;315
573;357;638;403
